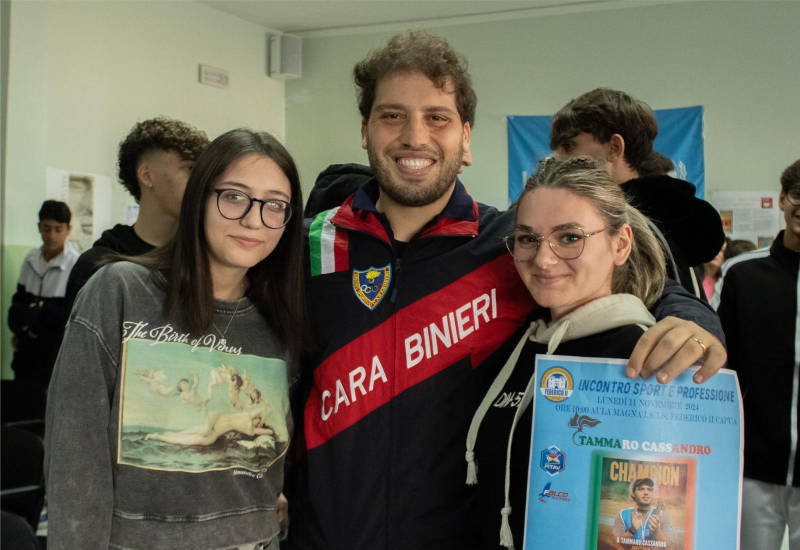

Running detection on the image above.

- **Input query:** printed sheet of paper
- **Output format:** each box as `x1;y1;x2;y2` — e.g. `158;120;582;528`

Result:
46;167;112;252
710;190;784;248
524;356;742;550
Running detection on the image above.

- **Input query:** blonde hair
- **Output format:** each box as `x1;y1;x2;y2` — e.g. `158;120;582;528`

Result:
519;156;666;307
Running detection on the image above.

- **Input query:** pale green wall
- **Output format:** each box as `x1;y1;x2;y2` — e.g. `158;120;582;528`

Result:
2;0;285;378
286;1;800;208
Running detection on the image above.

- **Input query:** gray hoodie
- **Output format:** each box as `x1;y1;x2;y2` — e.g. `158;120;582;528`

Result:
46;261;295;550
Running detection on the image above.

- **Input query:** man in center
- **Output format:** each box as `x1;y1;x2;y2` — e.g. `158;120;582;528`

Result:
288;32;724;550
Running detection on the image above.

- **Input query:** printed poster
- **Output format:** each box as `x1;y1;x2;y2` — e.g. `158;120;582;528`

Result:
709;190;784;248
46;167;112;252
118;338;290;473
525;356;742;549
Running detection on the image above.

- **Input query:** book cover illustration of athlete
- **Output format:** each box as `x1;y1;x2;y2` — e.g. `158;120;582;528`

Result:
118;338;289;473
588;454;695;550
523;356;741;550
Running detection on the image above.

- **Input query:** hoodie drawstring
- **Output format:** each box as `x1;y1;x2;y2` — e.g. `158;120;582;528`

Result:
498;318;571;549
465;324;537;485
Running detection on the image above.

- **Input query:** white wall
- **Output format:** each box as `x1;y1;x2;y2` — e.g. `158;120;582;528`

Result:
286;1;800;208
4;0;285;246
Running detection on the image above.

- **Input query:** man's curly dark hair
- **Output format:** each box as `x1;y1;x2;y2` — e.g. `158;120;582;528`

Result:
117;117;208;201
353;31;477;127
780;158;800;193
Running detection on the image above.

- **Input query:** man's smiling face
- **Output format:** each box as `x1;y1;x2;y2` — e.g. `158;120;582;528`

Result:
362;71;470;208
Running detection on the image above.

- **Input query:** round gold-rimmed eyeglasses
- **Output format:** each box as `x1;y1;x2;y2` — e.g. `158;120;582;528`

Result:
503;226;606;261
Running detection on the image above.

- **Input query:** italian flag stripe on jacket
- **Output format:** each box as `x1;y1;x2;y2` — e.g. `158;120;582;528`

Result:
308;207;349;276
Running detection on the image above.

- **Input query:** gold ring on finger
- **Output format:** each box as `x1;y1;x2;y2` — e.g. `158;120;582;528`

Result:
690;335;707;354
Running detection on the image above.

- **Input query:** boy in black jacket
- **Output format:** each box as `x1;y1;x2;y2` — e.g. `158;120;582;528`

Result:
718;158;800;550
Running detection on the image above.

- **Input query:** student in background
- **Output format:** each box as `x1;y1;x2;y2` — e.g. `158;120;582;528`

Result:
8;200;78;389
718;158;800;550
64;117;208;309
550;88;725;299
724;238;757;261
701;238;756;305
701;239;727;302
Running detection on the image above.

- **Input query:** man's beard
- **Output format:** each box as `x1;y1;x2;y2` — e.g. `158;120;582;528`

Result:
368;143;463;207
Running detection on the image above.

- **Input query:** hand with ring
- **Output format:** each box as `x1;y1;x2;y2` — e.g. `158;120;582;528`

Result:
626;316;726;384
689;335;706;354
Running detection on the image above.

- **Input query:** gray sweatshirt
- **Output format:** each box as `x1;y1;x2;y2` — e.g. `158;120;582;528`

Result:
46;261;296;550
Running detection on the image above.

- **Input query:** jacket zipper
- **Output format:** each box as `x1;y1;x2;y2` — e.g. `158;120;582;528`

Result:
390;257;402;304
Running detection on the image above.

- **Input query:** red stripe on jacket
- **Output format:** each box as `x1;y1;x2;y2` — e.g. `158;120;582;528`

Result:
304;254;535;449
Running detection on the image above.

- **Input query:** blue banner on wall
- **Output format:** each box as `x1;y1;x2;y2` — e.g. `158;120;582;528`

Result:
507;106;705;204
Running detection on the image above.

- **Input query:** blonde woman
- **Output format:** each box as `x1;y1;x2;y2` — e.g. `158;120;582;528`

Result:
466;156;671;549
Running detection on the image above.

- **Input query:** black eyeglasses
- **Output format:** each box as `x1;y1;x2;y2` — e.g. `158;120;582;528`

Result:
213;189;293;229
503;226;606;261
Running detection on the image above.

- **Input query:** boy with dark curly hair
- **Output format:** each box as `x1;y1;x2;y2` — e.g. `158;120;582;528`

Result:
65;117;208;307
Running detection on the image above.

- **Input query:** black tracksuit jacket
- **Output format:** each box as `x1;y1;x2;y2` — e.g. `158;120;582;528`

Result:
718;230;800;487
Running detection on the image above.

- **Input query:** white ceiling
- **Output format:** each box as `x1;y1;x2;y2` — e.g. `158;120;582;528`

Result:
199;0;631;35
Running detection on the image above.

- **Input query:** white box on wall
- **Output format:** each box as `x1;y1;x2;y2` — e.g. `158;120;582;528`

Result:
199;64;229;88
269;34;302;80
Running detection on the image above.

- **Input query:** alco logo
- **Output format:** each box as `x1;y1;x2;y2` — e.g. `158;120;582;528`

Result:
537;482;570;503
539;367;573;402
539;445;566;477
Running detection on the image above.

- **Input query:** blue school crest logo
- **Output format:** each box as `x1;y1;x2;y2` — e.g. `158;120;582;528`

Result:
540;445;566;477
352;265;391;310
540;367;573;402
